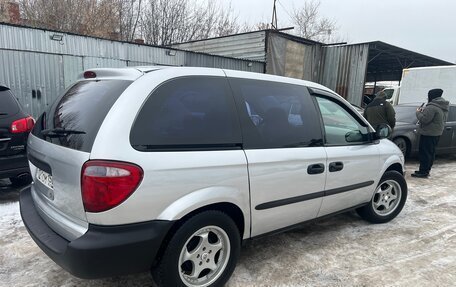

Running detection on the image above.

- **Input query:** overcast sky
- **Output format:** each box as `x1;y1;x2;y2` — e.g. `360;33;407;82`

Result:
229;0;456;63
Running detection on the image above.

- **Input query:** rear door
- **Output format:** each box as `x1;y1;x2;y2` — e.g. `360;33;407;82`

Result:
229;78;327;237
313;92;380;216
0;88;27;157
437;106;456;153
28;79;133;240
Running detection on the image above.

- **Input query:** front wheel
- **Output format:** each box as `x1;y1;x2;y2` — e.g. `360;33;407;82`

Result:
393;137;409;158
357;171;407;223
152;210;241;287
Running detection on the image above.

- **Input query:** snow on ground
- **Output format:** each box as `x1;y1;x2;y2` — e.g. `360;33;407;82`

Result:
1;157;455;287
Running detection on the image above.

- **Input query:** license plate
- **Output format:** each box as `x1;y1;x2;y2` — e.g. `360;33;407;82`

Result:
36;168;54;190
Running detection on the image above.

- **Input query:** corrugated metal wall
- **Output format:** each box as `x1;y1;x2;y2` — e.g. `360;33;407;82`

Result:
267;33;322;82
172;31;267;62
0;24;264;117
170;30;371;105
319;44;369;105
0;50;64;117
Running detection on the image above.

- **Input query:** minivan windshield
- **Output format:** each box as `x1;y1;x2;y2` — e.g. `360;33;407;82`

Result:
32;80;132;152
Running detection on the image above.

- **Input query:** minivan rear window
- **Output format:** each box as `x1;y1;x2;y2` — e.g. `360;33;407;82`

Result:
0;89;20;118
32;80;132;152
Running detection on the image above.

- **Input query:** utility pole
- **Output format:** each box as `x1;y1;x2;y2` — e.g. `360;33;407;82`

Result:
271;0;278;29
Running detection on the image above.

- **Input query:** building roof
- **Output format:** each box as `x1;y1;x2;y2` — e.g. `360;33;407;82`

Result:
364;41;453;82
170;29;324;47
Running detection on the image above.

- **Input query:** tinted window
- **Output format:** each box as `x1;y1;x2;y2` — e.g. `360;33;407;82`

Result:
316;97;370;145
0;89;20;118
230;78;323;149
130;77;241;150
394;106;419;123
32;80;132;152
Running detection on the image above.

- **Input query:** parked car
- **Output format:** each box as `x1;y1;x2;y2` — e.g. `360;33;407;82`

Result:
20;67;407;287
392;103;456;157
0;85;34;186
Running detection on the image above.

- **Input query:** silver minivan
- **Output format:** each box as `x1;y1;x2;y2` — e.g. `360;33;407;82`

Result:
20;67;407;287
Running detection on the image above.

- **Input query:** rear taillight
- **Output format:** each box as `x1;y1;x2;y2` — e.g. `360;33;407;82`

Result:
11;116;35;133
81;160;143;213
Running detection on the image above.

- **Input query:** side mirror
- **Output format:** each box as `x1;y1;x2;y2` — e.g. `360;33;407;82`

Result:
375;124;392;139
345;130;364;142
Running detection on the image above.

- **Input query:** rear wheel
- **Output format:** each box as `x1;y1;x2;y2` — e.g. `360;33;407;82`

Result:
357;171;407;223
152;210;240;287
393;137;409;157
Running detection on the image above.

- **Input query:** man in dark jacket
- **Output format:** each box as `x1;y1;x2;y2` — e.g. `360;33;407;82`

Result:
411;89;450;178
363;90;396;131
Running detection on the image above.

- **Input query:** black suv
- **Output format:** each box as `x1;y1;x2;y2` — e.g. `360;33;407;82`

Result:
0;85;34;186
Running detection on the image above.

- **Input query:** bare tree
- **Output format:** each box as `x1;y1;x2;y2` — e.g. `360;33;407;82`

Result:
291;0;339;43
19;0;84;33
114;0;143;41
140;0;241;45
18;0;121;38
20;0;327;46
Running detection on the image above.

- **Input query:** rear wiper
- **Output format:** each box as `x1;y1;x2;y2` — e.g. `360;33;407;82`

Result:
41;128;86;137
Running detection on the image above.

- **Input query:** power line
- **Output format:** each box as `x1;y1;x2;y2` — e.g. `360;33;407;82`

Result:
277;0;294;20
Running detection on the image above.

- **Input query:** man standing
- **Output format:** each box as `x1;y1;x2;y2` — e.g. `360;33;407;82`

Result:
411;89;449;178
363;90;396;131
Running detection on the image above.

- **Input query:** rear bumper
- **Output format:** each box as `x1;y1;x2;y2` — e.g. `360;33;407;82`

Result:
0;153;30;179
20;187;174;279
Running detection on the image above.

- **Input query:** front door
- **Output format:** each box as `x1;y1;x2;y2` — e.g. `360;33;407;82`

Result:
314;96;381;216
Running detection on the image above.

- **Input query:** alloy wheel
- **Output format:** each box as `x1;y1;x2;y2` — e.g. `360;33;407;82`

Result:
372;180;402;216
178;226;231;287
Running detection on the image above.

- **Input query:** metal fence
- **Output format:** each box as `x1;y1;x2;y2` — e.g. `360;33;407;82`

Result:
171;30;369;105
266;32;322;83
319;44;370;105
0;23;264;117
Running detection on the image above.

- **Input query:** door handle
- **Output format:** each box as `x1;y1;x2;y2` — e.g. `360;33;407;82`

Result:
329;162;344;172
445;127;453;130
307;163;325;175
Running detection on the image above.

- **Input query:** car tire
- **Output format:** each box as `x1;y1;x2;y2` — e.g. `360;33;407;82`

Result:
393;137;409;158
152;210;241;287
9;173;32;187
357;171;407;224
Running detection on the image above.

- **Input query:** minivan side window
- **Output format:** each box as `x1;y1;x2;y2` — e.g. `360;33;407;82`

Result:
315;96;370;145
130;76;242;150
229;78;323;149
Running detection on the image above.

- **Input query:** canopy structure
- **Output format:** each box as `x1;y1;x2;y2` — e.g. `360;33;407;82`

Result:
366;41;453;82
